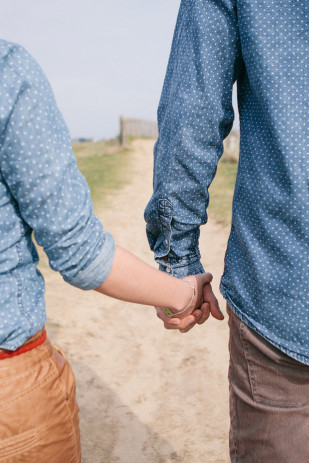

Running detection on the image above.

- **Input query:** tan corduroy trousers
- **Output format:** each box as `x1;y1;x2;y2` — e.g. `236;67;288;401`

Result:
0;335;81;463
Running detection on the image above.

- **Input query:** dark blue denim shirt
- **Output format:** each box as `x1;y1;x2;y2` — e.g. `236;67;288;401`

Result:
0;41;115;350
145;0;309;363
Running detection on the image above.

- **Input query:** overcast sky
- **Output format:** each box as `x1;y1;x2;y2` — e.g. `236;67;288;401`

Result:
2;1;238;140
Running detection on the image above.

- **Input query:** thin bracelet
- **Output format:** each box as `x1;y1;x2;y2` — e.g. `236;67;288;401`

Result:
162;279;196;318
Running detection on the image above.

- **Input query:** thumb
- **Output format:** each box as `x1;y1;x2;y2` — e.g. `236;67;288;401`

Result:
189;273;214;306
202;283;224;320
195;272;213;285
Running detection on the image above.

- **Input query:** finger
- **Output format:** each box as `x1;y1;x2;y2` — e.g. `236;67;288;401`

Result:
178;313;198;333
155;307;182;329
188;304;210;326
156;307;198;332
179;319;197;333
202;284;224;320
205;287;224;320
191;308;203;322
196;302;210;325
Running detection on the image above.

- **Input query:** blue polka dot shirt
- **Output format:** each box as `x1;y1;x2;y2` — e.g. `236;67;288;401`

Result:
145;0;309;364
0;41;115;350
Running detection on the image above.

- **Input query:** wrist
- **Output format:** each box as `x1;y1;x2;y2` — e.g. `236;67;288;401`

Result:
163;279;196;318
178;279;195;312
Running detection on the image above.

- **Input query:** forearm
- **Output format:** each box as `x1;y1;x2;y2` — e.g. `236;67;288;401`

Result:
94;245;192;312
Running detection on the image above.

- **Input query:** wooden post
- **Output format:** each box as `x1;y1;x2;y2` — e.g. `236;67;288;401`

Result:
120;116;126;146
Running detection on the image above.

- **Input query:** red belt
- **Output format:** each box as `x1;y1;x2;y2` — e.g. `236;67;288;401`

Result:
0;328;47;360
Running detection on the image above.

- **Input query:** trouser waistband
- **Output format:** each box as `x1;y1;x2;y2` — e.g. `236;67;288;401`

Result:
0;327;46;359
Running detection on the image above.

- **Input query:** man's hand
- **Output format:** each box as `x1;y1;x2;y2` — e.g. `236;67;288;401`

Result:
155;273;224;333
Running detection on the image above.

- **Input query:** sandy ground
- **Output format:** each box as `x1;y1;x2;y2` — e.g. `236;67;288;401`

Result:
42;139;231;463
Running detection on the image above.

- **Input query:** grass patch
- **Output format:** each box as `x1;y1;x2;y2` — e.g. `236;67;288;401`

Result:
73;140;132;208
74;139;238;227
208;157;238;227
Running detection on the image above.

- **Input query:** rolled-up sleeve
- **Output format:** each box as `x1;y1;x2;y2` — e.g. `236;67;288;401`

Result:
0;44;114;290
144;0;242;278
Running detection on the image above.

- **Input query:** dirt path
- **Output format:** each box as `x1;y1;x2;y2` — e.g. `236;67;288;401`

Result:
43;139;231;463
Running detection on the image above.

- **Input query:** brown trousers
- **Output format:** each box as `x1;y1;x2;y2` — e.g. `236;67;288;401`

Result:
0;336;81;463
228;305;309;463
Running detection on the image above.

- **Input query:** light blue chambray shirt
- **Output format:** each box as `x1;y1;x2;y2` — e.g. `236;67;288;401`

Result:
0;41;115;350
145;0;309;363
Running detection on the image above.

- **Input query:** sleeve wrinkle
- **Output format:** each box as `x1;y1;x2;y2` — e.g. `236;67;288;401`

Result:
145;0;241;275
0;43;115;288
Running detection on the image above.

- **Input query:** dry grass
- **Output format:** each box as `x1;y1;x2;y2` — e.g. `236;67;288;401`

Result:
73;138;238;226
73;140;133;208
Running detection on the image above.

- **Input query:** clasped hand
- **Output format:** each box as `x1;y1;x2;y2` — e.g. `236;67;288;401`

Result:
155;273;224;333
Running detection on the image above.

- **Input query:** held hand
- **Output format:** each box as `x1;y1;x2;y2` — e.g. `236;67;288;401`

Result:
155;302;211;332
156;273;223;333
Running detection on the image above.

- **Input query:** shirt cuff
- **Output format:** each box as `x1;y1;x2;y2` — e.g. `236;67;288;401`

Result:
157;253;205;279
64;231;115;290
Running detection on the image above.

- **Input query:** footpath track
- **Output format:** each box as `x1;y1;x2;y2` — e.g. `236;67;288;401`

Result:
44;139;231;463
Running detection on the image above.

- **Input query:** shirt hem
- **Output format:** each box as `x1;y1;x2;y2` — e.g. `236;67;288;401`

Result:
220;282;309;366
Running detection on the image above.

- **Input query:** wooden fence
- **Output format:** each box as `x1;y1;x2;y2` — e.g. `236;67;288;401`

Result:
119;116;239;162
120;117;158;145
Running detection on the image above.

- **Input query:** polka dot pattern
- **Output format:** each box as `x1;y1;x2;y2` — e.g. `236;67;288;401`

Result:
145;0;309;363
0;41;112;350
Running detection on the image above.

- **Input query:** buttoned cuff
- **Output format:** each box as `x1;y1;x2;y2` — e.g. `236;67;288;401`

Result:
157;253;205;279
63;231;115;290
